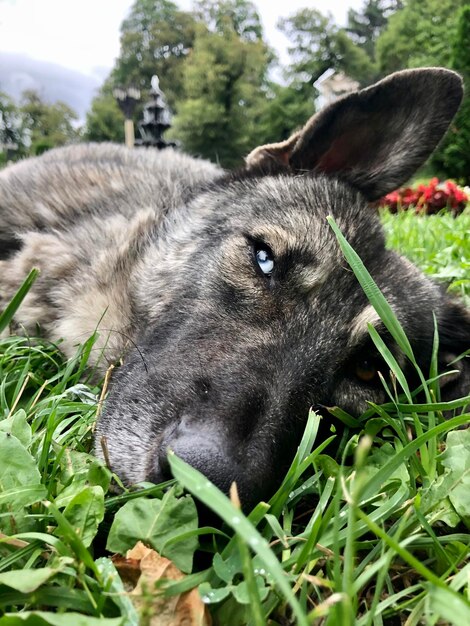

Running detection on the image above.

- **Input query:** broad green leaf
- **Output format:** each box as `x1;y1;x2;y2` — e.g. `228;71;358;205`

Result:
58;449;102;487
0;485;47;509
428;583;470;625
424;430;470;527
360;414;469;503
425;495;461;528
0;567;61;593
87;460;112;493
0;612;123;626
54;480;91;510
63;486;105;547
232;578;269;604
198;582;232;604
317;454;340;478
362;442;409;487
0;431;40;489
0;410;32;447
213;552;237;583
106;487;198;573
440;430;470;524
56;453;111;508
0;427;45;533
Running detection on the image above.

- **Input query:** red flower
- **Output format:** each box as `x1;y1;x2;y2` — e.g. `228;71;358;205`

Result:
378;178;468;215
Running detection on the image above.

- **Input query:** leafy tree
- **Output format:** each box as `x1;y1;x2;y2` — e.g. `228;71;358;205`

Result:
192;0;263;42
111;0;196;110
20;90;79;155
251;82;314;147
431;6;470;183
278;8;376;92
84;92;125;143
376;0;464;73
88;0;275;155
170;21;270;167
346;0;403;60
0;91;26;161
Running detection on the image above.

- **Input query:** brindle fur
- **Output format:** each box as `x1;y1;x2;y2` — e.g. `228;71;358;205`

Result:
0;68;469;507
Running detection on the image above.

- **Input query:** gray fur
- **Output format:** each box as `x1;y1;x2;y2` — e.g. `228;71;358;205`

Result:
0;68;468;507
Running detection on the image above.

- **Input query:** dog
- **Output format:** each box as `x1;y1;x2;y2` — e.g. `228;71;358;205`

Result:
1;68;469;507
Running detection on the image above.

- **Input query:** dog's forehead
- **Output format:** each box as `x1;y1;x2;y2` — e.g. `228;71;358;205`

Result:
220;174;372;230
211;174;379;261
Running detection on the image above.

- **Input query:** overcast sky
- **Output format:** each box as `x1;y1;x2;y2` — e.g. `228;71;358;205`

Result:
0;0;364;77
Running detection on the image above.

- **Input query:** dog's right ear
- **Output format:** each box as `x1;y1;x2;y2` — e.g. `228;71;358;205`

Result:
246;68;463;201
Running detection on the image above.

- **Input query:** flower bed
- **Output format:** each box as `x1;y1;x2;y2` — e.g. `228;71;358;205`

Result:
380;178;469;214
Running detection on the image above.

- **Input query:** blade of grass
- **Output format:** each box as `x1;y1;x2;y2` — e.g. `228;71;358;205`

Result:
367;324;412;403
355;506;468;597
168;452;309;626
327;217;414;360
0;269;39;334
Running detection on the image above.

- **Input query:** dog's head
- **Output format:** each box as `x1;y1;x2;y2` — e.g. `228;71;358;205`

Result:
96;68;470;507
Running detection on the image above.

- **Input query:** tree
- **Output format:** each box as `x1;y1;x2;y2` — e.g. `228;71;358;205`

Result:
346;0;403;60
170;20;270;167
20;90;79;155
0;91;26;162
84;92;125;143
376;0;464;73
111;0;196;110
251;82;314;148
278;8;376;92
431;6;470;183
192;0;263;42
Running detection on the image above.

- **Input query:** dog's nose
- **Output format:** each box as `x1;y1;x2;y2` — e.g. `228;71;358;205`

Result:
148;418;237;495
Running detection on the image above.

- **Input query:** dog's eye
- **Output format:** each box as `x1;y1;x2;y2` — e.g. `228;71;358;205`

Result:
255;246;274;276
355;358;379;383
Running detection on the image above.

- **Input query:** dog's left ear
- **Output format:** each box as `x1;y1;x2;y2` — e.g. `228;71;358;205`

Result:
438;298;470;402
246;68;463;201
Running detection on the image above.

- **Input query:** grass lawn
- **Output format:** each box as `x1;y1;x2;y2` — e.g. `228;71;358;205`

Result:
0;209;469;625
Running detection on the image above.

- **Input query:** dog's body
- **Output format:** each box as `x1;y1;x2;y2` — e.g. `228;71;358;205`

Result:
0;146;220;362
1;68;469;506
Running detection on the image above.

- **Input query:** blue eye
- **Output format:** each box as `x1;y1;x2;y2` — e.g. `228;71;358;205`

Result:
255;246;274;276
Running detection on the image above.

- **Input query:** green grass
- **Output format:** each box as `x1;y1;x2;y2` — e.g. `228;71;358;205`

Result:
382;208;470;305
0;210;469;625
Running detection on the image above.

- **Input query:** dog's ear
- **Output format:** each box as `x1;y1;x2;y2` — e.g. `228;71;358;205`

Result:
246;68;463;201
437;298;470;403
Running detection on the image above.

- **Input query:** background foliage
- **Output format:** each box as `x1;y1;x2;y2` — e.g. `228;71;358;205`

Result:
0;0;469;173
430;5;470;184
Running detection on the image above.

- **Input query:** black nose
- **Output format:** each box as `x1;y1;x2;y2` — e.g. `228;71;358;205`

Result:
148;418;238;496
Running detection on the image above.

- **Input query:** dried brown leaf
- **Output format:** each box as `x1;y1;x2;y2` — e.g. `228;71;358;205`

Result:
113;541;211;626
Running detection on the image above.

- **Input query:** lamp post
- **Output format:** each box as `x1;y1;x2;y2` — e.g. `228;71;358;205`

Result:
136;75;175;149
113;86;141;148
